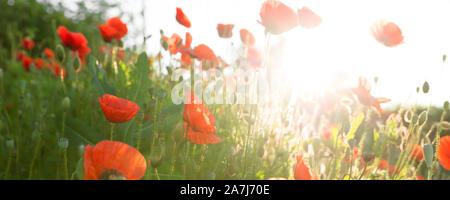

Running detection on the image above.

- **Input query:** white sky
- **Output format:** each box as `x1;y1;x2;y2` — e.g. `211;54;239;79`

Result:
48;0;450;107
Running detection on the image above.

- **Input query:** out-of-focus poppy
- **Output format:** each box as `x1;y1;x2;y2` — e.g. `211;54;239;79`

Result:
21;56;34;71
176;7;191;28
411;144;424;162
217;24;234;38
378;159;388;169
258;0;299;35
371;20;404;47
322;124;338;141
351;77;391;117
247;47;262;69
84;140;147;180
162;33;183;55
57;26;91;64
98;94;140;123
298;7;322;29
99;17;128;42
34;58;46;70
438;136;450;170
240;29;255;46
44;48;55;60
16;51;25;61
294;155;319;180
117;50;124;61
183;91;222;144
178;32;195;66
49;62;66;78
194;44;218;69
344;147;359;164
21;38;35;50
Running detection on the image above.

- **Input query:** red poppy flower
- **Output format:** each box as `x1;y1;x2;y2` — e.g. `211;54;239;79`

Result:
294;155;319;180
98;94;140;123
194;44;218;69
15;51;25;61
298;7;322;29
21;56;34;71
84;140;147;180
416;175;425;180
351;77;391;117
34;58;47;70
411;144;423;162
178;32;194;66
240;29;255;46
371;20;404;47
117;50;124;60
21;38;35;50
378;159;388;170
176;7;191;28
57;26;91;64
162;33;183;55
49;62;66;78
247;47;262;69
258;0;299;35
217;24;234;38
98;17;128;42
438;136;450;170
44;48;55;59
322;124;338;141
183;91;222;144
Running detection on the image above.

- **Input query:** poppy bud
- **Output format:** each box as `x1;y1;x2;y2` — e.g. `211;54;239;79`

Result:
423;144;433;168
417;111;428;127
438;121;450;130
444;101;449;110
58;137;69;150
6;138;14;150
73;56;81;69
422;81;429;94
78;144;85;157
62;97;70;110
56;44;65;61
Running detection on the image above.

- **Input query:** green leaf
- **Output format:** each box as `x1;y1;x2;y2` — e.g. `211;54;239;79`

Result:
131;52;151;105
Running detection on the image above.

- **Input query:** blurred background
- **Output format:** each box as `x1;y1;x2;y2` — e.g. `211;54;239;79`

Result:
3;0;450;107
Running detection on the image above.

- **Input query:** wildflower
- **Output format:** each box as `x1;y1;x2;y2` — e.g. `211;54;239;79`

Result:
162;33;182;55
217;24;234;38
371;20;404;47
258;0;299;35
21;56;34;71
183;91;222;144
378;159;388;169
194;44;218;69
411;144;424;162
298;7;322;29
57;26;91;64
98;17;128;42
98;94;140;123
84;140;147;180
294;155;319;180
15;51;25;61
240;29;255;46
33;58;46;70
21;38;35;50
438;136;450;170
44;48;55;60
351;76;391;117
176;7;191;28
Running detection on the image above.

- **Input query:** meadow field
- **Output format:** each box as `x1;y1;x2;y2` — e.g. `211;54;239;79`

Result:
0;0;449;180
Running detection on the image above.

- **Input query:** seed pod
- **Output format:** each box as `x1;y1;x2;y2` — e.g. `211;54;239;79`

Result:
78;145;85;156
58;137;69;149
422;81;429;94
56;44;65;61
62;97;70;110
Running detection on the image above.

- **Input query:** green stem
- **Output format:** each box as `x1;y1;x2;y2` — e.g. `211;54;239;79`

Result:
28;123;42;180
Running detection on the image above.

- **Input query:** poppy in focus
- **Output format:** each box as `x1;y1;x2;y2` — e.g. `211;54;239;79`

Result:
98;94;140;123
351;77;391;117
258;0;299;35
176;7;191;28
438;136;450;170
217;24;234;38
98;17;128;42
57;26;91;64
162;33;183;55
298;7;322;29
294;155;319;180
183;91;222;144
84;140;147;180
21;38;35;50
240;29;255;46
371;20;404;47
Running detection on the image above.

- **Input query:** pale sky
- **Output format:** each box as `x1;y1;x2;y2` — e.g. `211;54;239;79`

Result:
45;0;450;107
